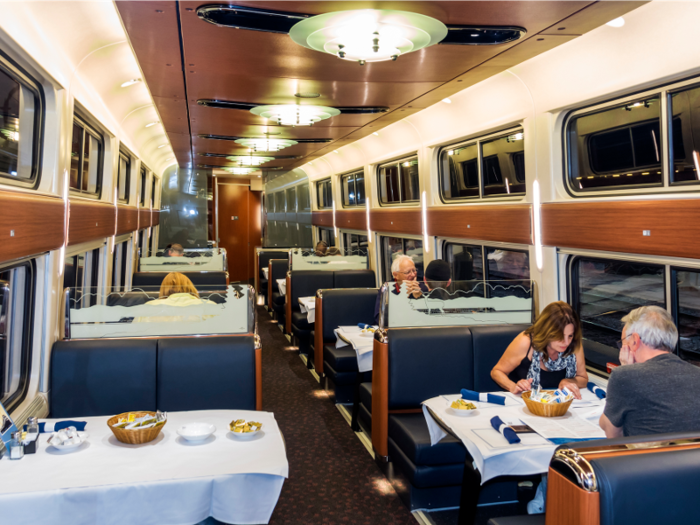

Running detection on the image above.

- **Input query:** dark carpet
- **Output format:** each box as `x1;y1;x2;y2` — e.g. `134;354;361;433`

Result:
258;307;416;525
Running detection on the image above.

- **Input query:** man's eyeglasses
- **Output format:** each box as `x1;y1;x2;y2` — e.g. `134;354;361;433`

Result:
616;334;634;350
397;269;417;276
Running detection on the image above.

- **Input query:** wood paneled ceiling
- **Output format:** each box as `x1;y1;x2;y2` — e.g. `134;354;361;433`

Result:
116;1;644;173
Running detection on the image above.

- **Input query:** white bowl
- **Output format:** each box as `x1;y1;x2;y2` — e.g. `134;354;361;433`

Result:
447;404;479;417
177;423;216;442
48;431;89;451
229;428;262;440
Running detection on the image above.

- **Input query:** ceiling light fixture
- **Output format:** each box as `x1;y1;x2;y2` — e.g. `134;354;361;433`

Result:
372;132;379;136
225;167;256;175
158;144;166;149
295;92;321;98
290;9;447;65
226;154;275;166
234;138;298;152
442;98;452;104
121;78;142;88
145;121;160;128
606;17;625;28
250;104;340;126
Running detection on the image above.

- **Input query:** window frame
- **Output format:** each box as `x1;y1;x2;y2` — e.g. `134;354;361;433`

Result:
377;154;420;206
340;169;366;208
0;51;44;189
117;150;131;204
139;165;148;207
563;75;700;197
69;115;104;198
671;265;700;361
316;178;333;210
438;126;525;203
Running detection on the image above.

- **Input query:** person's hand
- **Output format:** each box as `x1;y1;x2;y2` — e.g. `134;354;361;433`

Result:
404;280;423;299
510;378;533;395
559;379;582;399
619;345;634;366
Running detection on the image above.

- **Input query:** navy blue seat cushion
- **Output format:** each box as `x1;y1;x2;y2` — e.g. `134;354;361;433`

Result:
106;291;158;307
157;336;256;411
389;413;466;466
388;327;473;410
272;292;285;308
324;344;359;373
470;324;530;392
321;289;378;343
334;270;376;289
290;271;334;312
269;260;289;293
359;382;372;413
132;271;227;291
292;310;312;331
388;436;465;488
50;339;157;418
260;277;268;291
259;251;288;279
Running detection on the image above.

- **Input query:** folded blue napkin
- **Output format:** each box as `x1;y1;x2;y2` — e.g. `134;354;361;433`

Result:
490;416;520;444
587;382;606;400
461;389;506;406
358;323;372;330
23;420;87;433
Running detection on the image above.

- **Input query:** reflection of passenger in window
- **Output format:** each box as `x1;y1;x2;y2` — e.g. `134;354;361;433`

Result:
489;250;529;280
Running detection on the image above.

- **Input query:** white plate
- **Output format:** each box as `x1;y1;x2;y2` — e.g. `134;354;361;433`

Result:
48;431;89;451
447;406;479;417
177;423;216;442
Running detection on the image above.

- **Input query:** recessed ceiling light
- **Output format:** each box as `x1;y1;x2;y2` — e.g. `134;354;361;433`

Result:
158;144;166;149
121;78;142;88
290;9;448;65
226;155;274;166
225;167;255;175
334;150;339;154
145;121;160;128
606;17;625;28
295;92;321;98
251;104;340;126
372;132;379;136
442;98;452;104
234;138;298;152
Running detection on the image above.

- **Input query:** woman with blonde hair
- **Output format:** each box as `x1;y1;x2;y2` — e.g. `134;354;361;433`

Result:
146;272;210;306
491;301;588;399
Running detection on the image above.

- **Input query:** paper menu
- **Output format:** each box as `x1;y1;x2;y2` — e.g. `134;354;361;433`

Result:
521;414;606;440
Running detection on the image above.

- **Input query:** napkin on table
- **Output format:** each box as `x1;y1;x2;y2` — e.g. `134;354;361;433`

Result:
23;420;87;433
461;389;506;406
490;416;521;444
587;382;606;399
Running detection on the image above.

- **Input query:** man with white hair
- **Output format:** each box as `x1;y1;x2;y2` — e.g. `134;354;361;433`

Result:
374;254;425;324
599;305;700;438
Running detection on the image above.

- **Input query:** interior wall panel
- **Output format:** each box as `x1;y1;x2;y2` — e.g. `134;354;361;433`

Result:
335;210;367;231
427;204;532;245
370;209;422;236
139;209;152;230
68;199;117;246
152;210;160;226
117;206;139;235
311;211;333;228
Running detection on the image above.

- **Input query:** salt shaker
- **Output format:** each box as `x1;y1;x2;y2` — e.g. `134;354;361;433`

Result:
9;431;24;460
26;417;39;435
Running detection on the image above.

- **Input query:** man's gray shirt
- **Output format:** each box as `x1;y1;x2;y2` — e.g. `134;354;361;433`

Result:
604;353;700;437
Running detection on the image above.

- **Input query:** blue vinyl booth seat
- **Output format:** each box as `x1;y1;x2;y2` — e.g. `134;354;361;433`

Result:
269;259;289;328
256;250;288;306
105;290;227;307
50;335;259;418
132;271;228;291
369;324;530;511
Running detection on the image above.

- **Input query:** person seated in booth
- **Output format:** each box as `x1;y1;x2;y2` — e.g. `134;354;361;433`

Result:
373;254;427;324
491;301;588;398
599;305;700;438
164;243;184;257
326;246;342;256
405;259;452;299
314;240;328;256
146;272;212;306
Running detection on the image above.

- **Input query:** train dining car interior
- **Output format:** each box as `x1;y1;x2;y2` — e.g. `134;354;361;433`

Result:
2;1;700;524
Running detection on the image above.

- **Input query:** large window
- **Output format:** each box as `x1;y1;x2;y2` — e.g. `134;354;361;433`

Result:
274;191;285;214
112;240;129;292
317;178;333;209
297;182;311;212
342;232;368;256
669;85;700;184
150;176;156;209
70;117;103;196
285;187;297;213
444;243;530;282
64;247;102;307
0;58;42;186
139;166;148;206
381;237;423;282
0;261;34;410
318;227;336;248
674;268;700;359
378;156;419;205
117;151;130;203
341;170;365;207
440;128;525;201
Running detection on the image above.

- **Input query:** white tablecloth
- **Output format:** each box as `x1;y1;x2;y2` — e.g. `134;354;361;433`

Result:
335;326;375;373
422;391;605;483
276;278;286;296
298;296;316;324
262;267;269;280
0;410;288;525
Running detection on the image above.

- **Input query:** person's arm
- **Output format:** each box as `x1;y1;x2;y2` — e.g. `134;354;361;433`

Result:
599;413;624;438
491;332;534;394
559;344;588;399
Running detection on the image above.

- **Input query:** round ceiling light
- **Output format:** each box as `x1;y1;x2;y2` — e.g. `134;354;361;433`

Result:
225;167;256;175
290;9;447;65
234;138;298;152
226;155;274;166
250;104;340;126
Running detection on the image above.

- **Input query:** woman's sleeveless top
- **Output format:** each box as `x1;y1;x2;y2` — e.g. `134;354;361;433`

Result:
508;347;567;389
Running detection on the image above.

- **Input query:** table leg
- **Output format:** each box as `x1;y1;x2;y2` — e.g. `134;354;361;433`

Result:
457;456;482;525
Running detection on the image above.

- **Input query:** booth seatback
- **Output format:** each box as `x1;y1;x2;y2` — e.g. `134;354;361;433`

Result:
258;251;288;280
470;324;529;392
106;291;159;307
268;259;289;310
285;270;334;333
334;270;376;289
132;271;227;291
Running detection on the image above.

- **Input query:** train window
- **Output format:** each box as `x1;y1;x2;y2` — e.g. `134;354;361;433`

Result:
445;243;483;280
341;170;365;207
112;241;129;292
669;85;700;185
297;182;311;211
486;248;530;280
673;269;700;359
274;191;285;213
381;237;423;282
139;166;147;206
117;152;130;203
566;97;664;191
69;117;103;196
443;243;530;282
316;178;332;209
0;60;42;186
572;257;665;355
378;156;419;205
0;261;34;410
285;187;297;212
318;227;335;247
342;232;368;256
439;128;524;201
150;176;156;208
64;247;101;307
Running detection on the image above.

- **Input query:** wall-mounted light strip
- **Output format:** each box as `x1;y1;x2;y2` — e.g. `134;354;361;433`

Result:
58;170;70;277
366;202;372;243
421;190;430;253
533;180;543;271
332;200;338;239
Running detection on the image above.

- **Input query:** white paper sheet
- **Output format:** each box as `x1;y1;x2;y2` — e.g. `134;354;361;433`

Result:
334;326;375;372
298;296;316;323
520;413;607;440
277;278;286;296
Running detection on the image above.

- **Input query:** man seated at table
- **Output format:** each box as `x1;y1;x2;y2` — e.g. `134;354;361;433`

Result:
405;259;452;299
599;305;700;438
164;243;185;257
374;254;426;323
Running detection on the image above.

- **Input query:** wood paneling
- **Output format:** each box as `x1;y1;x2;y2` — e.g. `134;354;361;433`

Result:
370;208;422;236
249;191;262;283
68;198;116;246
152;210;160;226
546;468;599;525
117;206;139;235
541;200;700;259
217;183;260;281
427;204;532;245
0;190;65;263
139;209;152;230
335;210;367;232
311;211;333;228
371;337;389;459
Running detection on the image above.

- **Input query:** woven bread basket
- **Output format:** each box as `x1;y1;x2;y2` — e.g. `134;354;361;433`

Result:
107;411;166;444
522;391;573;417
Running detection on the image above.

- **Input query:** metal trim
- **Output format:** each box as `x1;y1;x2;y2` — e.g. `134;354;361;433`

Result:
552;449;598;492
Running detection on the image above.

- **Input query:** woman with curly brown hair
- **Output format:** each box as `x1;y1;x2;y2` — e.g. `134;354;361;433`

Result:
491;301;588;399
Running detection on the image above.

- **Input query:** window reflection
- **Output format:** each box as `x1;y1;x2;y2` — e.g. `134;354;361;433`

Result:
317;178;332;209
442;143;478;199
400;159;420;202
379;157;419;205
676;270;700;356
670;86;700;184
482;133;526;196
118;153;130;202
285;187;296;213
445;243;483;281
69;119;103;196
379;165;400;203
342;233;368;256
381;237;423;282
341;171;365;207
